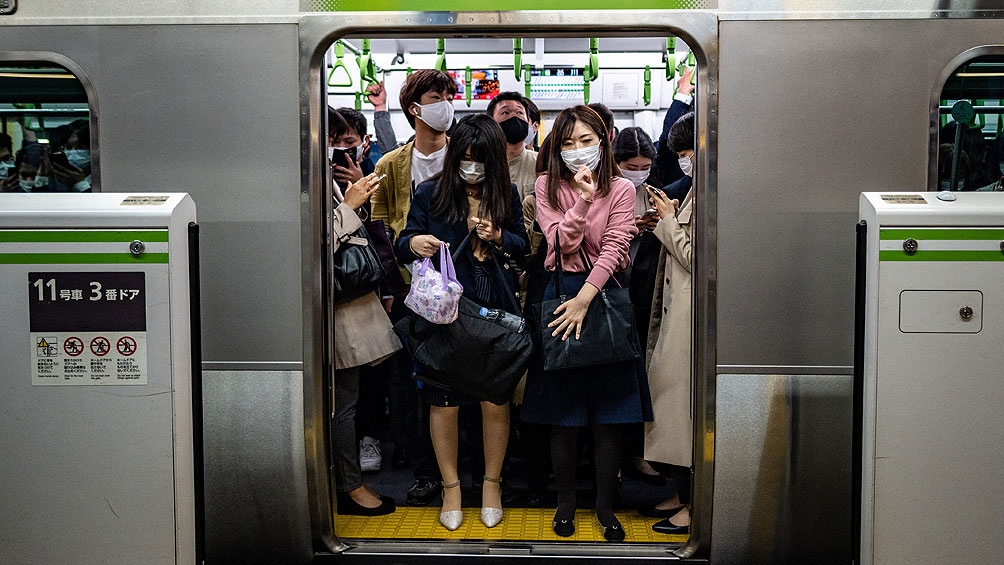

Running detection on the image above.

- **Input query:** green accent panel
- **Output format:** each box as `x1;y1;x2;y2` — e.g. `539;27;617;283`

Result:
302;0;714;11
0;253;169;264
880;250;1004;262
883;227;1004;240
0;230;169;243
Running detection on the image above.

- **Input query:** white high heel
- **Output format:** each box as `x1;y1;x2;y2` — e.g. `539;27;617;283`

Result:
439;481;463;531
480;476;503;528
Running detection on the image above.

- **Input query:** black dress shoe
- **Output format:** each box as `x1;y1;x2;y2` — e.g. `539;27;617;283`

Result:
552;518;575;537
602;523;625;542
391;446;410;470
336;492;396;516
637;504;685;519
406;478;442;506
652;518;690;535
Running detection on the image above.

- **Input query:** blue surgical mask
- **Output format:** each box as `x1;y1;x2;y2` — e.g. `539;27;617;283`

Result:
34;175;49;188
19;179;35;191
0;160;14;179
65;149;91;169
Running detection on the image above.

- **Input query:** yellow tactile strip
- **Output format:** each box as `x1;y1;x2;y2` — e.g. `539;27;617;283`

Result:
334;507;688;543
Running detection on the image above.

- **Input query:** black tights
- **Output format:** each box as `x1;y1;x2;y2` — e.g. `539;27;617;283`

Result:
551;424;622;527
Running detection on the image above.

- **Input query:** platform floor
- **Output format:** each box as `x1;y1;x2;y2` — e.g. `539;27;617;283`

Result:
334;506;689;543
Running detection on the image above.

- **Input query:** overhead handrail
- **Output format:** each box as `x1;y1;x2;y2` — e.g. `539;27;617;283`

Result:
327;41;353;87
643;65;652;106
523;64;532;98
973;98;985;130
666;38;676;81
435;39;448;72
357;38;378;88
586;38;599;83
465;66;472;107
583;66;591;104
513;39;523;81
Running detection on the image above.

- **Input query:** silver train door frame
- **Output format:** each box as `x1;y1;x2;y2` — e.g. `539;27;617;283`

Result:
298;10;719;559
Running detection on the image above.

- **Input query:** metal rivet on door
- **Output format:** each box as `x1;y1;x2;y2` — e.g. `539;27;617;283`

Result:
960;306;974;321
903;238;918;255
130;240;146;256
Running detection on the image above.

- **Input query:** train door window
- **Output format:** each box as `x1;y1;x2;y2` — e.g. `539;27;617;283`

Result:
321;34;700;551
937;56;1004;192
0;63;94;193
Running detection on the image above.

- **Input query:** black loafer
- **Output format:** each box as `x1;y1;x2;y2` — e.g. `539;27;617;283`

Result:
552;518;575;537
652;518;689;535
638;504;685;519
336;492;396;516
602;523;625;542
406;478;442;506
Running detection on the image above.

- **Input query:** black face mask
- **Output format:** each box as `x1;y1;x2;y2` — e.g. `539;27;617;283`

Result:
499;116;530;145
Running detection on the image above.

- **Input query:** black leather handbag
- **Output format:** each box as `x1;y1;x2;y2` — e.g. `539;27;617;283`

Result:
331;222;385;304
394;230;533;405
364;219;408;298
534;232;640;372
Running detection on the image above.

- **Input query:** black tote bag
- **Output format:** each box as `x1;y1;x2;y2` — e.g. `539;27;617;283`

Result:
394;230;533;404
534;232;640;372
331;222;385;304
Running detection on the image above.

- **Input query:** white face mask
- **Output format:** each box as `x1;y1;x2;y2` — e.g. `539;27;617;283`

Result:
524;127;537;147
65;149;91;169
34;175;49;188
561;144;601;173
0;160;13;178
327;146;335;160
620;168;651;187
679;155;694;177
458;160;486;185
413;100;455;133
19;179;35;191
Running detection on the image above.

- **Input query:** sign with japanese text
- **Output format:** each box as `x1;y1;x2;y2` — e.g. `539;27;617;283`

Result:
29;271;148;385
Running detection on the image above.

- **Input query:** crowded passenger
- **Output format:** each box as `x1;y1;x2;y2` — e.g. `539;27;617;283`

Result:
48;119;92;192
655;65;695;189
486;91;538;202
640;111;696;535
521;105;652;542
393;114;529;530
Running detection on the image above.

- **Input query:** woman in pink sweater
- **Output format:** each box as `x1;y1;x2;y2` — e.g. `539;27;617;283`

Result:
521;105;652;542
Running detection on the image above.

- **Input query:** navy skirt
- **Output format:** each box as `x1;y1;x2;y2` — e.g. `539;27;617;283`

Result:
520;273;654;427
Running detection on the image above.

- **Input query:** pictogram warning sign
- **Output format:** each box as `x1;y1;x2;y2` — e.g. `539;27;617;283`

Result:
116;336;137;356
36;337;59;357
64;336;84;357
90;336;110;357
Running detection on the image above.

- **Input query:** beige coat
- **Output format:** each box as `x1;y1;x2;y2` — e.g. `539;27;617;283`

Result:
643;192;693;467
332;202;402;370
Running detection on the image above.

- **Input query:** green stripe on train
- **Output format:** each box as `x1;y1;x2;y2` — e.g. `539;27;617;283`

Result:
0;253;169;264
302;0;714;11
0;230;169;243
880;250;1004;261
880;229;1004;241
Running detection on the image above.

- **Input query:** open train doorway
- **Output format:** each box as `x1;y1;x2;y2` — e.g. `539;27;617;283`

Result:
299;11;718;562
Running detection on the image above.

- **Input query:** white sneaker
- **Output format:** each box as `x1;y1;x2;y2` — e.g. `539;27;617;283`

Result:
359;436;382;473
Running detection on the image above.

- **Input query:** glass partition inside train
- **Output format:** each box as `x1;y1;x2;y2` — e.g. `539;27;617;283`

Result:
937;55;1004;193
320;34;700;551
0;63;92;193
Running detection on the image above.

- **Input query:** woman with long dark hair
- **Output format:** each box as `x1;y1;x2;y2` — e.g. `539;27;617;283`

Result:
395;113;529;531
522;105;652;542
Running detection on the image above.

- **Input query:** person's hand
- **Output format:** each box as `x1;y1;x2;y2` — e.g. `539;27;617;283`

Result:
332;156;364;185
647;187;678;220
52;162;87;187
635;212;660;231
548;283;599;341
471;216;502;244
1;173;18;192
409;234;444;258
572;164;596;200
343;173;381;211
677;65;695;97
366;82;388;111
382;296;394;314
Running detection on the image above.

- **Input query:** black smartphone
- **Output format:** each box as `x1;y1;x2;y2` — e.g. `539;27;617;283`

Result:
49;150;71;170
330;147;356;169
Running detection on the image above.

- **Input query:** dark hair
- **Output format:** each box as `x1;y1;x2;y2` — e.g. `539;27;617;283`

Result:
535;134;551;175
0;132;12;155
612;127;657;163
14;145;44;170
524;97;540;125
433;113;512;226
51;119;90;151
587;103;615;138
486;91;529;120
332;107;367;140
668;111;695;154
399;69;458;129
544;105;618;209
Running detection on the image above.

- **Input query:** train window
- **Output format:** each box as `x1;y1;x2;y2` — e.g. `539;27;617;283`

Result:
0;63;94;193
321;34;700;550
937;56;1004;192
